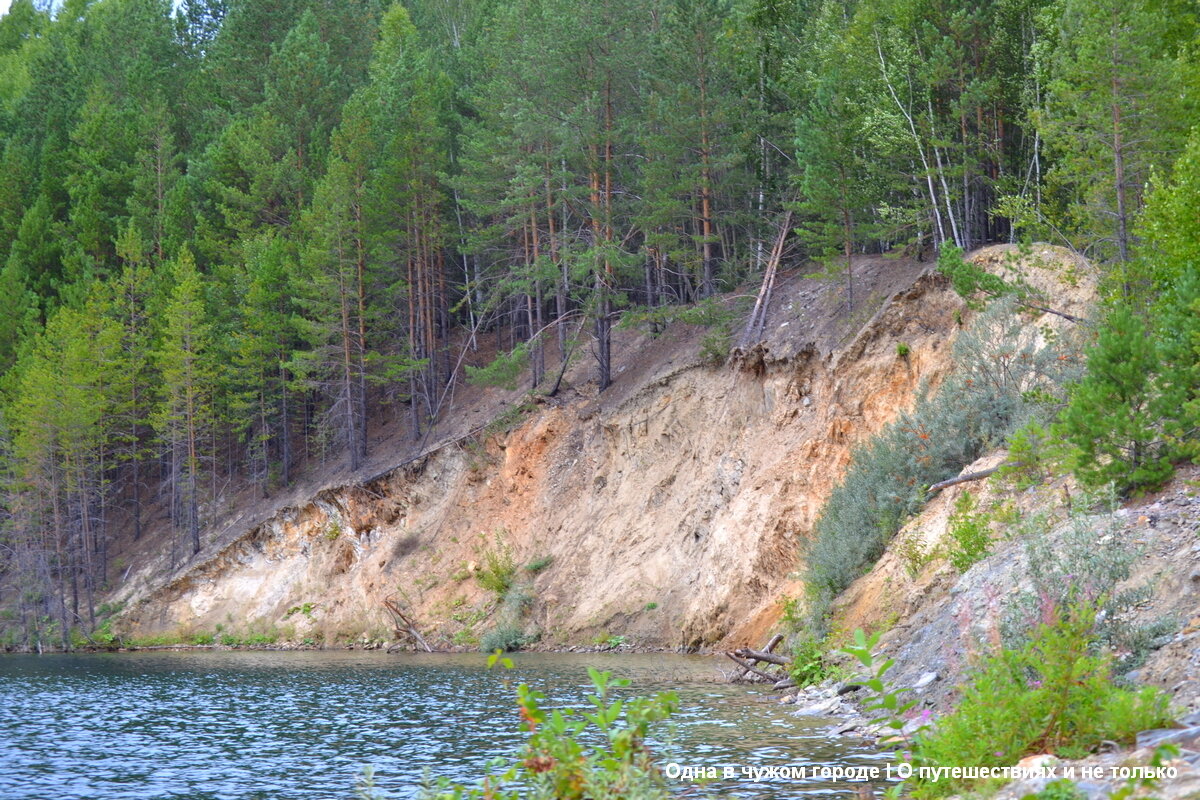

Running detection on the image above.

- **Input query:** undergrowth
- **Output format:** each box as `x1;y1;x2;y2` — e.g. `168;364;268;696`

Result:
1000;489;1176;670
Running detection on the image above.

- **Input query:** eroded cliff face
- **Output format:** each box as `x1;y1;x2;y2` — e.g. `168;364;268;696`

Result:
114;245;1085;651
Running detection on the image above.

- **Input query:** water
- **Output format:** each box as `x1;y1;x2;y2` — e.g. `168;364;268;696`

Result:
0;650;886;799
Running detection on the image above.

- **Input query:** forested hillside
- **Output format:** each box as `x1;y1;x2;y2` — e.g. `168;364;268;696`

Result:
0;0;1197;650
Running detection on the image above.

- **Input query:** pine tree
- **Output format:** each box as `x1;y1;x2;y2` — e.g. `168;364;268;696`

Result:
1040;0;1190;264
1057;304;1173;493
152;247;214;557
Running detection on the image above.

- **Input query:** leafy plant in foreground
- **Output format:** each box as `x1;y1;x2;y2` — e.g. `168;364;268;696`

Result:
419;656;678;800
909;606;1173;799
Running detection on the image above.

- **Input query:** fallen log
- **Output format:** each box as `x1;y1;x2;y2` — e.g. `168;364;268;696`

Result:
725;653;779;683
733;647;791;667
927;464;1010;493
764;633;784;654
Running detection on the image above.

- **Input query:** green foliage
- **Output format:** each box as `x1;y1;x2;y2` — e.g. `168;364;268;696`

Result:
480;624;527;654
1001;491;1176;669
476;538;517;598
896;343;910;358
593;633;627;650
1057;304;1174;494
465;343;530;391
938;245;1017;308
908;607;1173;798
284;602;317;620
621;297;743;365
1000;420;1060;489
421;666;677;800
789;637;839;688
945;492;992;572
840;629;925;745
1024;779;1088;800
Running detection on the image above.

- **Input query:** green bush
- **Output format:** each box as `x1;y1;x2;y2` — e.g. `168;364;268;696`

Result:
476;539;517;597
525;555;554;574
789;637;838;687
909;607;1173;798
480;624;528;654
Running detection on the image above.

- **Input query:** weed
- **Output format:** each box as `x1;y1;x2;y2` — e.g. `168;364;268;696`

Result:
324;519;343;541
897;342;911;358
1026;779;1088;800
452;628;479;647
789;637;842;687
644;602;658;611
1001;488;1177;670
896;530;935;579
284;602;318;620
593;633;627;649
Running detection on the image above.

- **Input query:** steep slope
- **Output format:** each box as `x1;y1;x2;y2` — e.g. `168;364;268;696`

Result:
113;245;1088;651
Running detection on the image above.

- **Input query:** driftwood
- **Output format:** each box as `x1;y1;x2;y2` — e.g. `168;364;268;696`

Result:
382;598;433;653
725;652;779;683
733;647;791;667
727;632;793;684
927;464;1010;493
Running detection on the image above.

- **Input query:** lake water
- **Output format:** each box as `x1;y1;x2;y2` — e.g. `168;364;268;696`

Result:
0;650;886;799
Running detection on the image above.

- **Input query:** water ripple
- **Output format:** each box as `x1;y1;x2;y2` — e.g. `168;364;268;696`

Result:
0;651;885;799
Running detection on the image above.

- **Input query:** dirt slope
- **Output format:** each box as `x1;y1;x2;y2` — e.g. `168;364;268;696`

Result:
113;245;1089;651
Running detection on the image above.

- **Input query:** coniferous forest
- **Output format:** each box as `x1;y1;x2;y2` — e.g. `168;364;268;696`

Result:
0;0;1198;649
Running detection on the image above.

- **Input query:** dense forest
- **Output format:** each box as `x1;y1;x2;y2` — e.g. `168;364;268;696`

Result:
0;0;1197;649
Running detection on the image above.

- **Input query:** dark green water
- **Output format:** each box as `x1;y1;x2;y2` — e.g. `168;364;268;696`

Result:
0;650;884;799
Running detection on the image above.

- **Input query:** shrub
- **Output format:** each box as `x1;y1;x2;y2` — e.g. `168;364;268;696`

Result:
476;538;517;597
945;491;991;572
1001;488;1175;670
999;420;1059;488
790;638;838;687
525;555;554;574
480;624;527;653
803;299;1083;633
908;606;1173;798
